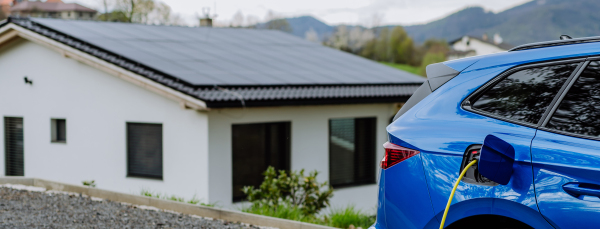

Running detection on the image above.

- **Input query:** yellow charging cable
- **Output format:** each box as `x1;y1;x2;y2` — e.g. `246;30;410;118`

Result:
439;160;478;229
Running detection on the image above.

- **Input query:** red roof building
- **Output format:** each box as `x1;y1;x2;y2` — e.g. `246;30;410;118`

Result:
10;0;96;20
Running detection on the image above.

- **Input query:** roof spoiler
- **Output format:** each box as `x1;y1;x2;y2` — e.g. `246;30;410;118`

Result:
392;63;460;121
425;63;460;91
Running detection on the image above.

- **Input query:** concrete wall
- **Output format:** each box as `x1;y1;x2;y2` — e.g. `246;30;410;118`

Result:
0;39;210;201
207;103;397;212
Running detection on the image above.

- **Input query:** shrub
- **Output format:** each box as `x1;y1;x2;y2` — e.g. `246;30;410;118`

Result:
242;166;334;215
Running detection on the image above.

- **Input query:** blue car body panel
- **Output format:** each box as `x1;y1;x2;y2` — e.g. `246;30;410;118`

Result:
383;155;436;229
532;130;600;229
376;41;600;228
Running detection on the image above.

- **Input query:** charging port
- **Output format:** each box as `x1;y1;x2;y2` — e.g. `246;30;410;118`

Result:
459;145;498;186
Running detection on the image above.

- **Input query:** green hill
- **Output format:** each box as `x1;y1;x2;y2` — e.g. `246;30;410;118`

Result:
403;0;600;45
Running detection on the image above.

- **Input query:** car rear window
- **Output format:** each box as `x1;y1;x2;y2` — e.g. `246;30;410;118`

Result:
547;61;600;136
472;63;578;124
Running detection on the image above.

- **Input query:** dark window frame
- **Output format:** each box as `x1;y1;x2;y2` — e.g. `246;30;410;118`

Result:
328;117;377;189
231;121;291;202
126;122;163;180
51;118;67;143
462;58;586;129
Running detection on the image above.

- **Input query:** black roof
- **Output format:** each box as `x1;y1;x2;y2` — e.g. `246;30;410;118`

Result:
2;17;423;107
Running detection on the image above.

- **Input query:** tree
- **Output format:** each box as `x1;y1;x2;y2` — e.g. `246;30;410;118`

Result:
305;27;319;43
97;11;129;22
264;10;292;33
245;15;259;28
148;2;184;25
266;19;292;33
389;26;414;65
231;11;244;27
374;28;390;61
97;0;112;21
115;0;155;23
0;8;6;21
418;52;446;76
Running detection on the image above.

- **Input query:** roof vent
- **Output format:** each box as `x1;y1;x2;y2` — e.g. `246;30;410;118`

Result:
560;35;572;40
199;7;213;27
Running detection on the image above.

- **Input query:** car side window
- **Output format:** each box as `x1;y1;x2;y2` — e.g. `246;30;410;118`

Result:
472;63;579;124
547;61;600;136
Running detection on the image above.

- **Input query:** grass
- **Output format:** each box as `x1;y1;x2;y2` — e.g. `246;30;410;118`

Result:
327;206;375;228
242;204;374;228
140;189;216;207
380;62;423;76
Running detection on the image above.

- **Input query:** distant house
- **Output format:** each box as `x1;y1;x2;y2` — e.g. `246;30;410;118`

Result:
0;18;423;211
448;34;514;60
10;0;96;20
0;0;13;19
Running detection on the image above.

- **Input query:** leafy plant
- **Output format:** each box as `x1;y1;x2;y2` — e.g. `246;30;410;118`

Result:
242;166;334;215
82;180;96;188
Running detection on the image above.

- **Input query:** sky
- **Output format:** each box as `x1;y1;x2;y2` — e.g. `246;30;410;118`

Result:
76;0;532;27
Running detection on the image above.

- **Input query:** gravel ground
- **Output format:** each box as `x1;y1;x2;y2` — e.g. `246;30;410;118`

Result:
0;185;266;229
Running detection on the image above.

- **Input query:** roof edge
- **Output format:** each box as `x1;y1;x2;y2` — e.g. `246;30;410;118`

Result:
1;17;208;110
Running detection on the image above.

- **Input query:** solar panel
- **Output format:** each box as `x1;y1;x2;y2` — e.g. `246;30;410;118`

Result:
30;18;425;86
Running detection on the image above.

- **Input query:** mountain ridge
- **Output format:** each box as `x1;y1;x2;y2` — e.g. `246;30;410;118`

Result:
279;0;600;46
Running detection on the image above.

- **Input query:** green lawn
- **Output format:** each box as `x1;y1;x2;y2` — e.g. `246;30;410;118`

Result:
380;62;423;76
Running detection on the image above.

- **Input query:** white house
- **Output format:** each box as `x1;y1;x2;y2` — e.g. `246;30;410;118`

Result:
0;18;423;211
448;34;514;60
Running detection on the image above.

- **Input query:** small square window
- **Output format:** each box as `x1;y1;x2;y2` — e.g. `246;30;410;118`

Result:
51;119;66;143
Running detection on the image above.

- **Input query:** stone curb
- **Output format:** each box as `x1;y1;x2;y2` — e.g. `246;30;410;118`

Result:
0;177;337;229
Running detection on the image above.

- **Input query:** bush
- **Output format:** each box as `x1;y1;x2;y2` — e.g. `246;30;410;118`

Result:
242;166;334;215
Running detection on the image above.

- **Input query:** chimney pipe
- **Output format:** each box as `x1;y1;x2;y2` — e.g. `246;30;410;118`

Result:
199;7;212;27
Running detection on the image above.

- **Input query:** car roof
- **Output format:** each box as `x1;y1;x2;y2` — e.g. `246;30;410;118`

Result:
445;40;600;74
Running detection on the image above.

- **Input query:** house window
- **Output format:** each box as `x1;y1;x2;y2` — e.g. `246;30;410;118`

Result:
329;117;376;188
127;123;163;179
4;117;24;176
51;119;66;143
232;122;290;202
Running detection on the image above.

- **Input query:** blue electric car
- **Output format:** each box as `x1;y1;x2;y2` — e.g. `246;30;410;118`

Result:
375;36;600;229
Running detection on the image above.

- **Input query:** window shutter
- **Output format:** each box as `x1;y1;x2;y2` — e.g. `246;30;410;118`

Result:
5;117;24;176
127;123;163;179
329;117;376;187
231;122;291;202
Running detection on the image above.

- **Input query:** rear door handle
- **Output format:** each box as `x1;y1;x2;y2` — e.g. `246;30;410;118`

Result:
563;183;600;198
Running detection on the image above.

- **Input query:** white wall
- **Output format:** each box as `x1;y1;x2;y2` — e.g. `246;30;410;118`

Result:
452;36;506;56
207;103;396;212
0;39;210;201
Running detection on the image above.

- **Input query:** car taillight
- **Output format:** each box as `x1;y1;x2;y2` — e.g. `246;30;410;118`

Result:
380;142;420;169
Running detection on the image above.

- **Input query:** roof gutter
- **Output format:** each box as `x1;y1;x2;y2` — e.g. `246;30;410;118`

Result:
0;19;208;111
